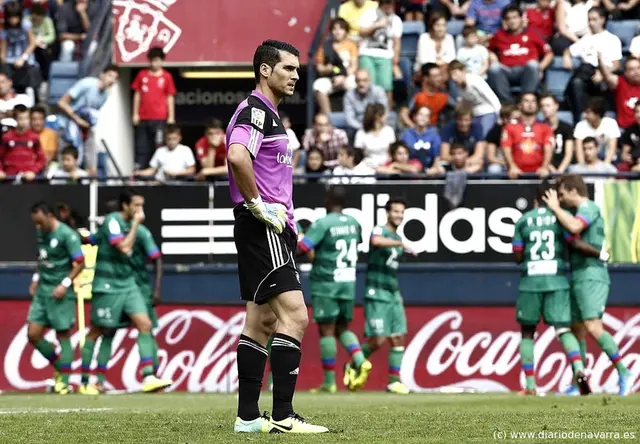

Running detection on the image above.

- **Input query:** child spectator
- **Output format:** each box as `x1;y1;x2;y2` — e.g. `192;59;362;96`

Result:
134;125;196;181
568;136;618;175
331;145;376;183
354;103;396;169
573;97;620;165
27;4;55;85
445;141;483;173
456;25;489;78
0;104;45;181
400;106;441;170
131;47;177;170
48;145;89;184
305;147;330;182
313;18;358;114
30;106;58;163
1;2;40;100
525;0;555;42
194;118;227;179
376;141;424;175
415;12;456;72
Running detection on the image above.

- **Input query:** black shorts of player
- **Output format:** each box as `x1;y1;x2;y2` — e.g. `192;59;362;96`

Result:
234;205;301;305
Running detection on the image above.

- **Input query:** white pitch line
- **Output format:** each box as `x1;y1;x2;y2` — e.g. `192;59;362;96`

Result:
0;408;113;415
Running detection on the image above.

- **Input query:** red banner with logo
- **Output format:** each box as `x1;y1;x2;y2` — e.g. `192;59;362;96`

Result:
1;301;639;393
112;0;326;65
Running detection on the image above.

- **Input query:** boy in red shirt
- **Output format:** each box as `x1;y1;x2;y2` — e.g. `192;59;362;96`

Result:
195;118;228;179
0;104;46;181
525;0;555;42
131;47;177;170
501;92;554;179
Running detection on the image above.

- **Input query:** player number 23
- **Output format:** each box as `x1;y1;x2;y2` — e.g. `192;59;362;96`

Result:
529;230;555;260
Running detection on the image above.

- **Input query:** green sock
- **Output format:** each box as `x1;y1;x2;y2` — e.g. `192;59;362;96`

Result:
151;334;159;372
597;332;631;377
558;332;585;374
520;338;535;391
361;343;372;360
319;337;337;386
579;340;588;366
138;332;155;377
96;335;114;384
339;331;366;368
81;338;96;384
34;339;59;370
58;338;73;385
388;347;404;384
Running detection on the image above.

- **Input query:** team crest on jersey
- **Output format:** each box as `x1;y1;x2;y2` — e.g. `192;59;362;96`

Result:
251;108;265;130
50;238;58;248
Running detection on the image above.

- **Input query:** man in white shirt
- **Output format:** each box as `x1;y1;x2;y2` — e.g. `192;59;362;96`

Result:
563;6;622;123
358;0;402;104
568;136;618;177
573;96;620;165
0;72;31;127
134;125;196;181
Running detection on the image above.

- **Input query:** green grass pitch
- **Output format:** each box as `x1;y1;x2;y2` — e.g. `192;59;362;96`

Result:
0;392;639;443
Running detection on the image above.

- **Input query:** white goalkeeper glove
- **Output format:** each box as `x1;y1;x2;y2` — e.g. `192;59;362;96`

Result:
246;196;287;234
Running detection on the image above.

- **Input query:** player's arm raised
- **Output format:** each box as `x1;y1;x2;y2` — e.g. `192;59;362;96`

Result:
110;212;144;255
542;189;586;235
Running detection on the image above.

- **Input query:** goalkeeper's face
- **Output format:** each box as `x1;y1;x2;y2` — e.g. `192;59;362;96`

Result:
387;203;406;229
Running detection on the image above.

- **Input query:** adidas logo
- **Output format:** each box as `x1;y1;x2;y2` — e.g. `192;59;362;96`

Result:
289;367;299;375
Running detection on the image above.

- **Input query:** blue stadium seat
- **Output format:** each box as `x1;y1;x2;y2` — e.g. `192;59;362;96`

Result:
606;20;640;52
557;111;574;127
605;110;617;120
402;21;425;36
545;69;572;101
447;19;465;37
401;34;419;60
329;111;347;130
48;61;80;106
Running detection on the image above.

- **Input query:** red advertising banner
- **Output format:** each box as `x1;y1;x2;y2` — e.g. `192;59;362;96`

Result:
112;0;326;65
1;301;639;394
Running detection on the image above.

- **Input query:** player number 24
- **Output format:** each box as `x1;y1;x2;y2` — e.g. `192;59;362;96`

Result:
336;239;358;268
529;230;555;260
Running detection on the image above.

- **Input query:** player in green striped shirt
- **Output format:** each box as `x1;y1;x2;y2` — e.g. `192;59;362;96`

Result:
544;175;632;396
348;198;415;394
297;187;370;393
78;189;171;395
27;202;85;395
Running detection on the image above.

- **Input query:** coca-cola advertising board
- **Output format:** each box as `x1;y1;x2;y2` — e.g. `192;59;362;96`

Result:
2;301;639;394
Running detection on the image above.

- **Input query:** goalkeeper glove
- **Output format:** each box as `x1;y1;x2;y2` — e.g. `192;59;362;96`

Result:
246;196;288;234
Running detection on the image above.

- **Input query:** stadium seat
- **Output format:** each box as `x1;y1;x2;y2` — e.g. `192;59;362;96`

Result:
48;61;80;106
606;20;640;52
402;21;425;36
401;34;419;61
605;110;617;120
447;19;465;37
545;69;572;101
329;111;347;130
557;111;574;127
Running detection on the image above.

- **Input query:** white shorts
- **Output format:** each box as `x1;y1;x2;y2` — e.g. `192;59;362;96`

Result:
313;75;357;95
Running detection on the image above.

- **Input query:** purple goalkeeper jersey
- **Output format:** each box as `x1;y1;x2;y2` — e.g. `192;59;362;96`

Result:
226;90;295;229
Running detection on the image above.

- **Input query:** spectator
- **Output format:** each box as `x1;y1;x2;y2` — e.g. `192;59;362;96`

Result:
354;103;396;169
131;47;177;170
573;97;620;165
568;136;618;175
563;7;621;124
358;0;402;104
30;105;58;163
330;145;376;183
399;0;426;22
281;111;302;168
597;55;640;131
619;102;640;172
552;0;593;55
456;25;489;78
601;0;640;20
539;93;574;173
486;104;520;173
465;0;512;42
301;112;349;168
344;68;388;134
1;2;40;100
57;64;119;173
134;125;196;181
0;71;31;127
376;141;423;175
400;106;442;170
47;145;88;184
500;92;554;178
27;4;55;86
630;35;640;58
445;141;483;173
0;104;45;181
525;0;555;42
448;59;500;138
194;118;227;179
439;103;485;168
415;12;456;72
407;63;448;126
487;5;553;104
313;18;358;114
305;147;330;182
431;0;470;20
57;0;95;62
338;0;379;41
